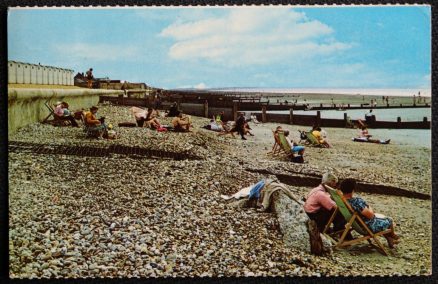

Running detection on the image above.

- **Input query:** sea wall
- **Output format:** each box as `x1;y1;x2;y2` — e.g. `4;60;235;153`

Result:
8;88;123;135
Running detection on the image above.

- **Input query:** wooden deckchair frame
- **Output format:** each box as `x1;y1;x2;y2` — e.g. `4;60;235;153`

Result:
42;101;70;126
266;130;282;156
323;185;392;256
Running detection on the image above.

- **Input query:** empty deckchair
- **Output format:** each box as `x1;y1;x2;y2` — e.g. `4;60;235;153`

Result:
323;185;392;256
266;130;282;156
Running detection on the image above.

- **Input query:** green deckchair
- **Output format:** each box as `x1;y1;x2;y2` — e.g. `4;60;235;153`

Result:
277;131;295;159
305;132;326;147
323;185;393;256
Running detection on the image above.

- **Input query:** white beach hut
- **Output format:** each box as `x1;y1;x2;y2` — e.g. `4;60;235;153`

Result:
23;63;31;84
8;61;17;84
16;62;24;84
42;66;48;84
30;65;37;84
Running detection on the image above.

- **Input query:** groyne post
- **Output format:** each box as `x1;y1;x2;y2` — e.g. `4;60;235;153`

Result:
118;94;124;105
262;106;267;123
343;113;347;127
177;99;181;112
316;111;321;126
233;102;238;121
204;100;209;118
289;109;294;124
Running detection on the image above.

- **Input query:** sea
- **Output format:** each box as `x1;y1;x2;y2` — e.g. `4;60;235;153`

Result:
213;88;432;97
216;88;433;149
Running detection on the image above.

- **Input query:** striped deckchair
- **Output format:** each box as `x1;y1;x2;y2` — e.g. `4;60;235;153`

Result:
322;185;393;256
306;132;328;148
277;131;295;159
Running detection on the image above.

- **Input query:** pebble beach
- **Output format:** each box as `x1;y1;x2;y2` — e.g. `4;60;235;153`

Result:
8;104;432;278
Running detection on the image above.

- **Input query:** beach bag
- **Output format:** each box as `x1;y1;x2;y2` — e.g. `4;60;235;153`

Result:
292;155;304;163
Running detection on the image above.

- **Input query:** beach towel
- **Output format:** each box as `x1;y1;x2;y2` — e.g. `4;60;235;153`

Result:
259;182;302;211
220;185;253;200
248;180;265;199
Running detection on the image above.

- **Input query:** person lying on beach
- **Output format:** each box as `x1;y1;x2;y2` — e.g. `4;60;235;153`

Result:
204;119;224;132
84;106;107;139
339;178;400;248
284;130;305;156
172;112;192;132
217;121;236;138
353;126;390;144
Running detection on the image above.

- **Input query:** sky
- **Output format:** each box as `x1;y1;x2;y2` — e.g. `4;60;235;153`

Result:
8;6;431;90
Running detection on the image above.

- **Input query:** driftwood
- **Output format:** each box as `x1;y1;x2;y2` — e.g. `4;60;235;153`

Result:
307;219;324;256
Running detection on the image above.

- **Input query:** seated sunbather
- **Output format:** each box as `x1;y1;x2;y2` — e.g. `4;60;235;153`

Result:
284;130;305;155
304;172;351;238
339;178;400;248
84;106;107;139
144;108;162;129
54;101;79;127
274;126;283;134
312;126;331;148
172;112;191;132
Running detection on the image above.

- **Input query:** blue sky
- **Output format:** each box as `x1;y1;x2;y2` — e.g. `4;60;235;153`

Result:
8;6;431;89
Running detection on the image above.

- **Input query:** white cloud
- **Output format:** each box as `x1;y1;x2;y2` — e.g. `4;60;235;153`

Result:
54;43;141;62
194;82;207;89
160;8;351;66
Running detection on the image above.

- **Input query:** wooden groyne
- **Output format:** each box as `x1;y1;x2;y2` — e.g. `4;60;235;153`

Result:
262;110;430;130
99;94;430;130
